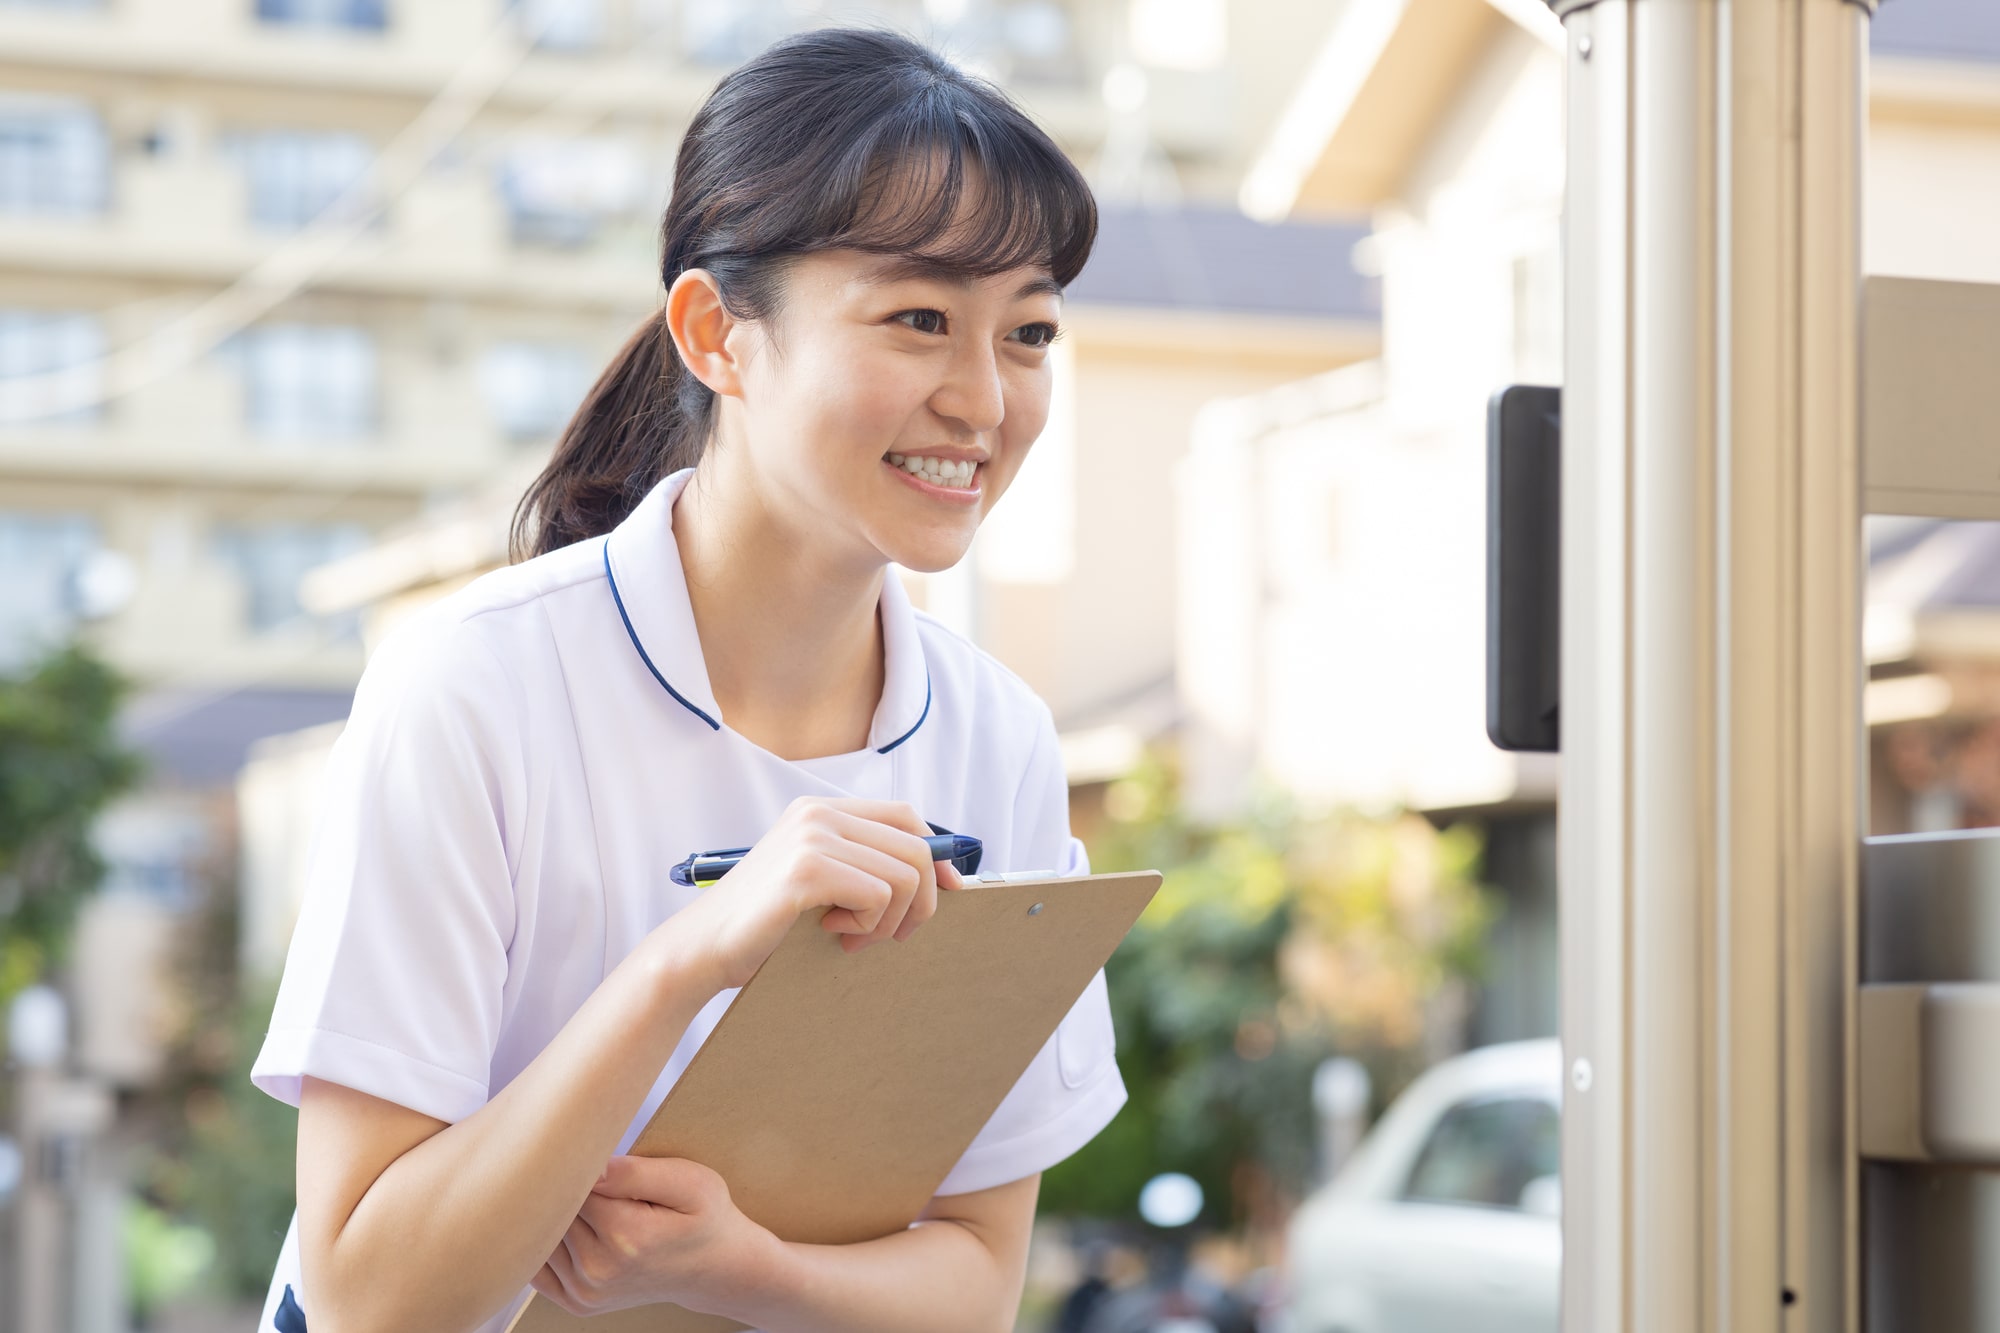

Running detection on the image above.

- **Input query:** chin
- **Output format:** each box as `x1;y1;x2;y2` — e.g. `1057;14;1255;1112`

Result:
879;536;975;577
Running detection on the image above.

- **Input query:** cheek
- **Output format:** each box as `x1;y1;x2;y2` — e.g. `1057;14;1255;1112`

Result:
987;376;1054;495
793;347;930;444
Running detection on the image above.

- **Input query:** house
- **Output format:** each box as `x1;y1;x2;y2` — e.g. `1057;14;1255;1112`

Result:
1178;0;2000;1045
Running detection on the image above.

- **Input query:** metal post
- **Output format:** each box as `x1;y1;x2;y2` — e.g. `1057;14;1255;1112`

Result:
1552;0;1869;1328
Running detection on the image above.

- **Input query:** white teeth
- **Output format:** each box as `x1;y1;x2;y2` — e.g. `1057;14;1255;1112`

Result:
885;452;978;489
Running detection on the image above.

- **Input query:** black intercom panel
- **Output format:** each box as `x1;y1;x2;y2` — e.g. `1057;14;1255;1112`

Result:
1486;385;1561;753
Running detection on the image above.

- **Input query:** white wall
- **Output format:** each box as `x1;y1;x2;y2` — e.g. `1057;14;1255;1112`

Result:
1177;29;1563;815
237;720;343;978
1868;115;2000;283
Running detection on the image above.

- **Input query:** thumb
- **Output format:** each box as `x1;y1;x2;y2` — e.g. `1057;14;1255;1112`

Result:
594;1155;723;1210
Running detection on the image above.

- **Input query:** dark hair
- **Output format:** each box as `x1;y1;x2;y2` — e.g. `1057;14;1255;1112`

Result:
510;27;1098;560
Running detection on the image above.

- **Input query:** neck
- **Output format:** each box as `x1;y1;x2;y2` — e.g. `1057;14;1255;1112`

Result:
673;454;886;760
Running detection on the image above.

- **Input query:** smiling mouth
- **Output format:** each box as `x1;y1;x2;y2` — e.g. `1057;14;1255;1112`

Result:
884;452;980;490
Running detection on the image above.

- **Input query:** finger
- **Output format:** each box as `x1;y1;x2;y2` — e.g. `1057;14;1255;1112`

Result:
577;1195;644;1260
814;832;923;904
845;839;922;947
892;864;942;942
531;1266;586;1316
936;859;966;890
807;858;895;938
821;810;935;943
801;797;934;839
822;808;934;874
539;1237;585;1307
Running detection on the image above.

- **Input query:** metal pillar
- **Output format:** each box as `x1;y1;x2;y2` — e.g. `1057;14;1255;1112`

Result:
1553;0;1869;1328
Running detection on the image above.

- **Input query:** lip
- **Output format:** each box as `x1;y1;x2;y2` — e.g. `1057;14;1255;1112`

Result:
883;456;983;504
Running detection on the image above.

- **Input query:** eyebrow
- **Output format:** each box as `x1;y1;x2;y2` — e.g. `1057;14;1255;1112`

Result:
861;256;1063;301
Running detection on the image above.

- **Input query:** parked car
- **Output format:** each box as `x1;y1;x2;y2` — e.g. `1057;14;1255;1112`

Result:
1285;1040;1562;1333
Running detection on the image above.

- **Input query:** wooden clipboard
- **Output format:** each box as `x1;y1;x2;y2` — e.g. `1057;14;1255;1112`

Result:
506;869;1161;1333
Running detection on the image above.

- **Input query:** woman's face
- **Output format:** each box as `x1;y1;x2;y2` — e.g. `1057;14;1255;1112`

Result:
710;248;1064;575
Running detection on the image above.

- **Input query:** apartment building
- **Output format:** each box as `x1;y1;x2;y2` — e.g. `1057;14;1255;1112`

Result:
0;0;1344;774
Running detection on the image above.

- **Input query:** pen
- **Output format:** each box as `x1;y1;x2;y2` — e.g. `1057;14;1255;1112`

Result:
672;832;985;886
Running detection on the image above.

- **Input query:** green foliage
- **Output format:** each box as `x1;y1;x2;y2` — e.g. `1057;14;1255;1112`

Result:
125;1197;216;1322
144;957;298;1300
1038;752;1494;1230
0;644;142;1013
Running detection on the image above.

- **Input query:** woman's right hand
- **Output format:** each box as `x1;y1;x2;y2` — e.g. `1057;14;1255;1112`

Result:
662;797;961;992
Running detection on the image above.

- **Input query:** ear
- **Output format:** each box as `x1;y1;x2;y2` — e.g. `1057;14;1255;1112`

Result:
664;269;747;400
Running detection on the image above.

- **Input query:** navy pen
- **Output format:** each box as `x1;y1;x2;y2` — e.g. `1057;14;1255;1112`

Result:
671;833;983;886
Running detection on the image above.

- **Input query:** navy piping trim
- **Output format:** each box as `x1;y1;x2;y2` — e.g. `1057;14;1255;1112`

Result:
603;540;721;731
876;671;931;754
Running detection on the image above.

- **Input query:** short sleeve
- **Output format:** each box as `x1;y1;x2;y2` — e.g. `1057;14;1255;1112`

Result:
250;613;524;1126
934;707;1127;1196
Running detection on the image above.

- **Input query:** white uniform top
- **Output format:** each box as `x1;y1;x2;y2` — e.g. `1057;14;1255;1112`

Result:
249;468;1125;1333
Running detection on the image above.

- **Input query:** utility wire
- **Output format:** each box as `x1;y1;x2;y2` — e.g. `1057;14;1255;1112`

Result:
0;1;571;424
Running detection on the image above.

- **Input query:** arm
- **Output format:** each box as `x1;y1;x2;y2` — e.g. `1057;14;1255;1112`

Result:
747;1175;1042;1333
534;1163;1041;1333
296;921;719;1333
296;797;953;1333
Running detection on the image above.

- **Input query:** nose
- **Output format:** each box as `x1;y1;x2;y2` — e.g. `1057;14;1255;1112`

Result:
931;339;1005;436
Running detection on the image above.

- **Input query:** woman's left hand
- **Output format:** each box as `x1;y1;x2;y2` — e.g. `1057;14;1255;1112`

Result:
529;1155;778;1319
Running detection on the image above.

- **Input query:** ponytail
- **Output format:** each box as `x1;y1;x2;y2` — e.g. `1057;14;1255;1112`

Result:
509;308;708;561
509;27;1096;561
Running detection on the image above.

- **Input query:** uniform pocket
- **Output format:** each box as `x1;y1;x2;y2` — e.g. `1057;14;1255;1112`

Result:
1055;971;1115;1089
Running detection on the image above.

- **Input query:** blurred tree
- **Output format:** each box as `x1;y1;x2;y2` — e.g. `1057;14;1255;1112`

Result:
0;643;142;1011
162;977;298;1299
125;1195;217;1328
1039;752;1492;1235
142;877;298;1301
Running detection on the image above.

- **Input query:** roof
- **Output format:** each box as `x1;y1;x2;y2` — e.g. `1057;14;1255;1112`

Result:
122;686;355;786
1873;0;2000;64
1243;0;1563;219
1068;204;1380;322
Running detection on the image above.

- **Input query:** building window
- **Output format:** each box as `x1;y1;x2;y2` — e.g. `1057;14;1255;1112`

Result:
233;130;374;231
211;522;368;634
0;95;109;217
255;0;387;30
240;324;377;440
481;341;593;441
677;0;792;66
0;511;98;667
498;138;647;248
511;0;604;49
0;309;105;425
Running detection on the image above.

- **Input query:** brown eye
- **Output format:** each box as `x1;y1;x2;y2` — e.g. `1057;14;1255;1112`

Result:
894;309;947;335
1011;322;1059;348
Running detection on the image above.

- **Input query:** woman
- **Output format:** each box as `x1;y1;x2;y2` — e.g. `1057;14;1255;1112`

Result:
250;26;1122;1333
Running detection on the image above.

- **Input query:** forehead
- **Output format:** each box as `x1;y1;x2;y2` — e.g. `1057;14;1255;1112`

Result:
801;249;1062;301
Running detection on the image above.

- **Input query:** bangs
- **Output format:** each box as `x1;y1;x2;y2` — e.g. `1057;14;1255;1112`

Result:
818;98;1098;286
680;37;1097;288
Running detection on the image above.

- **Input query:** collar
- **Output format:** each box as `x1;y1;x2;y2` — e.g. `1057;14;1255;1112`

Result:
602;468;933;754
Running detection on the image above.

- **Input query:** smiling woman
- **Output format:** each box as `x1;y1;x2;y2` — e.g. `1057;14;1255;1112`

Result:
510;28;1095;565
250;25;1124;1333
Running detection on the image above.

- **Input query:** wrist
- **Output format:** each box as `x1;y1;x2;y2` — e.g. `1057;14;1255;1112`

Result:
638;909;730;1009
718;1224;800;1327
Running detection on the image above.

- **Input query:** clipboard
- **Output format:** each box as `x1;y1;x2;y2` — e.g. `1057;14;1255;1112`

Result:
506;869;1161;1333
